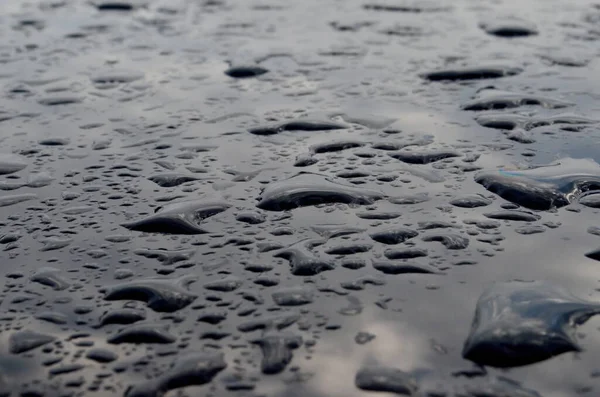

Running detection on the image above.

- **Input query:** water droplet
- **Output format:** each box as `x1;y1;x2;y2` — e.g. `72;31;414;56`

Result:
480;18;538;37
204;276;242;292
134;248;196;266
389;149;461;164
122;200;231;234
422;233;469;249
148;173;201;187
224;65;269;78
249;119;347;136
476;158;600;210
9;330;56;354
450;195;492;208
462;89;570;111
373;260;438;275
484;210;541;222
355;331;376;344
422;65;523;81
108;323;176;344
463;281;600;367
251;333;302;374
370;228;419;244
99;308;147;326
355;366;417;395
272;287;314;306
274;239;335;275
384;247;428;259
30;267;70;290
580;194;600;208
125;353;226;397
103;275;197;312
0;193;37;207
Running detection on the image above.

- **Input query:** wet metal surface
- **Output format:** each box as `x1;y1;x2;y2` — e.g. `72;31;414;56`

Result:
2;0;600;396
